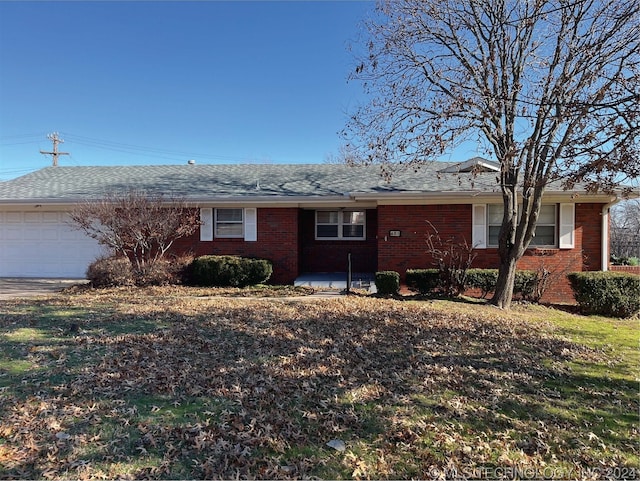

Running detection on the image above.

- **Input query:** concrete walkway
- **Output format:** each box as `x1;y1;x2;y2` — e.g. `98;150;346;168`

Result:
0;278;87;300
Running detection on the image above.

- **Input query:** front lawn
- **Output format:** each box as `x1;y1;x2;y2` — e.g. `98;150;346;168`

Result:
0;288;637;479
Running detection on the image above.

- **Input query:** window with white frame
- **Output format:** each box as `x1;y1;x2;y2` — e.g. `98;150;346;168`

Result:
316;210;366;240
487;204;557;247
215;208;243;238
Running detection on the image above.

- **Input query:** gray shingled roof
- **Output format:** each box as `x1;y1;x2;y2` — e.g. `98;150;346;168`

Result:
0;162;573;204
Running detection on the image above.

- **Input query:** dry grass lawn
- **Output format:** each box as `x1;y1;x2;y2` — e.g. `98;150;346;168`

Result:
0;286;638;479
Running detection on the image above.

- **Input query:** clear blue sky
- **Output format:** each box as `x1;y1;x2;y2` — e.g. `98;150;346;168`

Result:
0;1;373;179
0;1;480;181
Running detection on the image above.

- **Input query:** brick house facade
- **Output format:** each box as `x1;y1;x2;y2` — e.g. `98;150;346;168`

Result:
0;161;628;301
172;198;611;303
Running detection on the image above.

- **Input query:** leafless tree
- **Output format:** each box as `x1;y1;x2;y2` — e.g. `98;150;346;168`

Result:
344;0;640;308
324;144;365;164
69;191;201;278
611;199;640;260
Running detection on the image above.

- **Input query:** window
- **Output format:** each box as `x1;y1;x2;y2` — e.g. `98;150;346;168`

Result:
215;208;243;238
316;210;365;240
487;204;557;247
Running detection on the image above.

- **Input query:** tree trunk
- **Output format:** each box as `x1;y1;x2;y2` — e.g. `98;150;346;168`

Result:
491;254;518;309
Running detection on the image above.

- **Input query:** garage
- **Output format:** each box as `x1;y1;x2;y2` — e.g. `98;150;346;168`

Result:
0;211;104;277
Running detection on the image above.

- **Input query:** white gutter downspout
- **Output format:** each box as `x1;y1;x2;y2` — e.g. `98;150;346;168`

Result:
602;197;621;272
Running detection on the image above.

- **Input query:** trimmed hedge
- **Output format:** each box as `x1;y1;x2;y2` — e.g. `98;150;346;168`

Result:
375;271;400;295
465;269;498;298
567;271;640;318
190;255;273;287
406;269;440;294
407;267;539;299
465;269;537;299
513;270;538;299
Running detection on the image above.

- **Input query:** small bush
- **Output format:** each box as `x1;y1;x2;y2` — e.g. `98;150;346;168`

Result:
465;269;499;298
86;256;134;288
514;270;538;299
135;257;195;286
168;255;196;285
568;271;640;318
190;255;273;287
375;271;400;295
610;255;639;266
406;269;440;294
463;269;538;299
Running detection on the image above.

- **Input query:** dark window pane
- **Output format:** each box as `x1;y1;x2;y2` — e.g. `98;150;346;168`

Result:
530;226;555;246
317;225;339;237
343;225;364;238
488;226;500;246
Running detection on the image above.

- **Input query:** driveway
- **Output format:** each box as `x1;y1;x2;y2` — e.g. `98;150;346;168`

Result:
0;278;87;300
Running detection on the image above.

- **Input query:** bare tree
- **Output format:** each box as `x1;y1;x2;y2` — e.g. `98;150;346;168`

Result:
344;0;640;308
324;143;365;164
69;191;201;278
611;199;640;260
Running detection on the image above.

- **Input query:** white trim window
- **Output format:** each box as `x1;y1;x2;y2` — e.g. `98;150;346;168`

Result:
215;208;244;238
316;210;366;240
487;204;558;247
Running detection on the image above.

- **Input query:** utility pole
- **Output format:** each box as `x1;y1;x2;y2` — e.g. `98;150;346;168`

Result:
40;132;69;167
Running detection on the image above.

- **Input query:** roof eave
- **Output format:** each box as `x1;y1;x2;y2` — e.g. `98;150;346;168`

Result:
0;188;630;208
352;189;624;204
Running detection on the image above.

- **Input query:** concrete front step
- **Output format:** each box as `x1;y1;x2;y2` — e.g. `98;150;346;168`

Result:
294;272;377;293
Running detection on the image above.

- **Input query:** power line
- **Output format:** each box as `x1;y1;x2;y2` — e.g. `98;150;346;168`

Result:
59;132;251;162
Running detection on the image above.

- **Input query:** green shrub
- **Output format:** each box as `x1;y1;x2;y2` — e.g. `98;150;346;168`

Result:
568;271;640;318
462;269;538;299
629;257;639;266
465;269;499;298
375;271;400;295
405;269;440;294
86;256;134;288
514;270;538;299
190;255;273;287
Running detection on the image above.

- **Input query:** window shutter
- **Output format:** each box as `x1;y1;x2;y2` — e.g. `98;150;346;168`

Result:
472;204;487;249
244;208;257;242
200;208;213;241
559;203;575;249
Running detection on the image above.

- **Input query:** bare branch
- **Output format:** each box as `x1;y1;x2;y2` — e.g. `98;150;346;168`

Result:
69;190;201;279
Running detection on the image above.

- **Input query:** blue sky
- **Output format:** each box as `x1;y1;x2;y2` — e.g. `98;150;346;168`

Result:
0;1;377;180
0;1;483;181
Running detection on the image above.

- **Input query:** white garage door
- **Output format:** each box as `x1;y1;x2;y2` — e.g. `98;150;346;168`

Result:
0;211;104;277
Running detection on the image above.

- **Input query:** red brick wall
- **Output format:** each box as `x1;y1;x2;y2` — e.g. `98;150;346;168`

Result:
378;203;607;304
299;209;377;273
610;265;640;275
171;202;607;300
377;204;472;275
172;208;299;284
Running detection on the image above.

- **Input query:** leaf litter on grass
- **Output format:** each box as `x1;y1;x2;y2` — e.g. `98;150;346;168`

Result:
0;292;637;479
